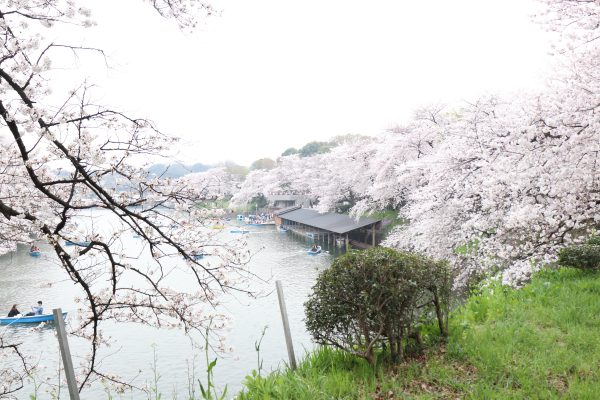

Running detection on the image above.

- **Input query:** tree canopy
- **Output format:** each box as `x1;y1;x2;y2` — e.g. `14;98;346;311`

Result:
305;248;452;365
0;1;249;396
249;158;276;171
234;0;600;289
281;147;299;157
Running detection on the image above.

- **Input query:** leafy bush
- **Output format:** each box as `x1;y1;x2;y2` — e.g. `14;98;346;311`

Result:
587;235;600;246
304;247;452;366
558;244;600;270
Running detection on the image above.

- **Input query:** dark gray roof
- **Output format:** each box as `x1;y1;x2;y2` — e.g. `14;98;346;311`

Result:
275;205;301;216
277;208;380;234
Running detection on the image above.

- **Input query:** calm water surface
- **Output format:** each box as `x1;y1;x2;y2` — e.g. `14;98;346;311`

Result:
0;211;340;398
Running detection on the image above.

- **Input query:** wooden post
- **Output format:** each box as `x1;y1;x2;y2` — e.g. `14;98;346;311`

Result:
372;224;376;247
345;234;349;249
275;280;297;370
53;308;80;400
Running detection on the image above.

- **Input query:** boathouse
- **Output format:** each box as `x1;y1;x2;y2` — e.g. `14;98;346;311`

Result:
274;206;383;248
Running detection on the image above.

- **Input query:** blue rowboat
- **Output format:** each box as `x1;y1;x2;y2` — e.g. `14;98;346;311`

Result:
307;246;322;255
182;252;204;260
0;312;67;325
65;240;91;247
230;228;250;234
29;251;42;257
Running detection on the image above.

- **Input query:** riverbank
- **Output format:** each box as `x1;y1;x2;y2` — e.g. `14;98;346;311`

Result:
238;267;600;399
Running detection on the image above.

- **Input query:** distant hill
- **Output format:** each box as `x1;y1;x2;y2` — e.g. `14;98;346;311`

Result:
148;163;211;178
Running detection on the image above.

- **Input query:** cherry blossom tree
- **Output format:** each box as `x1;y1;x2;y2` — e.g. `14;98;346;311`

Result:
232;137;379;211
309;138;377;213
181;167;241;200
233;0;600;290
231;154;319;207
348;106;448;218
384;0;600;286
0;0;253;397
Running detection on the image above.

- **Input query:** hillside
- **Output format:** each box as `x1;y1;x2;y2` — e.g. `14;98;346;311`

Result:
239;268;600;399
148;162;211;178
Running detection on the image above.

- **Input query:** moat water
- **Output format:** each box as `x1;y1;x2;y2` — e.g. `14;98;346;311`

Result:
0;210;341;398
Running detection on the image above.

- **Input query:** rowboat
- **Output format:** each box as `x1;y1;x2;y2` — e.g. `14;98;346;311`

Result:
182;251;204;260
0;312;67;325
65;240;91;247
247;222;275;227
29;251;42;257
307;246;322;255
277;226;288;233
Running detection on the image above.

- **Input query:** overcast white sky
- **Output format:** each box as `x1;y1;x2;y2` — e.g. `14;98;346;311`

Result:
68;0;554;165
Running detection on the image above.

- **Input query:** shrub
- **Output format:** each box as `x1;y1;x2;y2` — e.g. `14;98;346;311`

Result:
587;235;600;246
558;245;600;270
304;247;452;366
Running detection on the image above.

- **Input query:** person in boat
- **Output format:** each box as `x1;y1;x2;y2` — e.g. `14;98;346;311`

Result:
7;304;20;317
25;301;43;316
311;244;318;251
30;245;40;252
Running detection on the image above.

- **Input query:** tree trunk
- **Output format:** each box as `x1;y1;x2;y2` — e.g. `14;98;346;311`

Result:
432;291;448;337
397;328;404;362
386;324;396;362
359;315;376;366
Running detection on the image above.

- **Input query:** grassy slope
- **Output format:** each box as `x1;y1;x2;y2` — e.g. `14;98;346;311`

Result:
238;268;600;399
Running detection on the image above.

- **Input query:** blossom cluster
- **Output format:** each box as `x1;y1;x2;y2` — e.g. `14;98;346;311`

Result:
234;1;600;289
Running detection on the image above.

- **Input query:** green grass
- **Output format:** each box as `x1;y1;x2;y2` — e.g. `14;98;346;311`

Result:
366;209;406;238
453;239;479;255
238;268;600;399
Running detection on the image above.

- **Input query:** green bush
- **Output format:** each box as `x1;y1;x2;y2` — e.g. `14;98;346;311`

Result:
558;244;600;270
587;235;600;245
304;247;452;366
